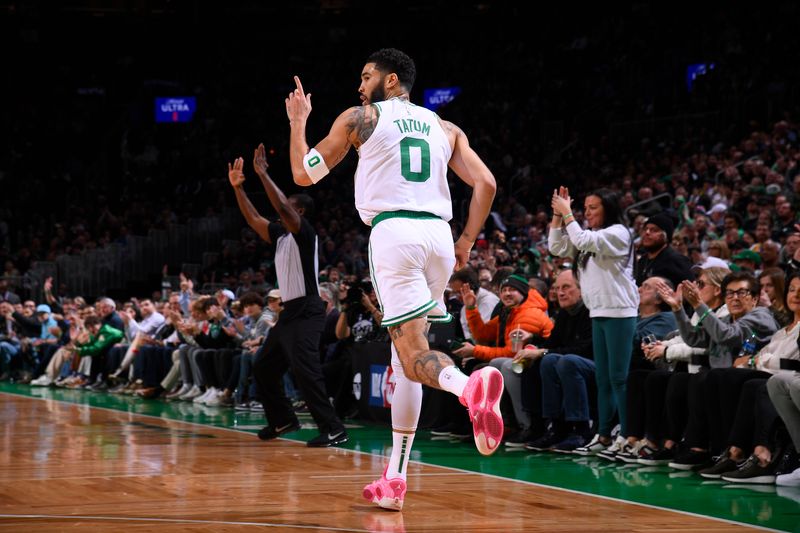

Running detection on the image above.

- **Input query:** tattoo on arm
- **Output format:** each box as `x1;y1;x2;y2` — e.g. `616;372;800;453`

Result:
440;119;463;137
345;105;378;146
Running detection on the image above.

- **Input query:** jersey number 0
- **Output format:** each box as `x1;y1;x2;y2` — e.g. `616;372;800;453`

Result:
399;137;431;183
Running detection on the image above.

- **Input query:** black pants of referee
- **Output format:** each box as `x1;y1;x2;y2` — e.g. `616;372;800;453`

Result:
253;310;344;435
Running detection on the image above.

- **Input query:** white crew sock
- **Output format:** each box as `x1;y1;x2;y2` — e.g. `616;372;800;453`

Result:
438;365;469;397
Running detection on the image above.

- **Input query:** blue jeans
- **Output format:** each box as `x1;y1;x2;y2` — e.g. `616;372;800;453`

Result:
540;353;596;422
0;341;20;371
592;317;636;437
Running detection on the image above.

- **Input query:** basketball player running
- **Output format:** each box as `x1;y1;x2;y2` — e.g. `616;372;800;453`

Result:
285;48;499;511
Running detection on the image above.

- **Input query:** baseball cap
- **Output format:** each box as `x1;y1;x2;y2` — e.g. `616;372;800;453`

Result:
35;304;51;314
731;249;762;265
708;203;728;215
691;256;731;272
267;289;281;300
221;289;235;300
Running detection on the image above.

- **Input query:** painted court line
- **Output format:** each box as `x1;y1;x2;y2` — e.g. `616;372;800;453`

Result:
0;514;367;531
0;391;780;532
310;472;473;479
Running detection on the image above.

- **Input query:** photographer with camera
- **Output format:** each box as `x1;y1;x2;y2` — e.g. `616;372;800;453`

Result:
324;280;385;419
335;280;384;344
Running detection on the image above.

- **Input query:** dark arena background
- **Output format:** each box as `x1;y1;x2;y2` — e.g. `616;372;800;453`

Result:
1;1;800;531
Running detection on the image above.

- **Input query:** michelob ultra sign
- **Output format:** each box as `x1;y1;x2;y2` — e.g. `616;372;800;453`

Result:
155;97;197;123
423;87;461;111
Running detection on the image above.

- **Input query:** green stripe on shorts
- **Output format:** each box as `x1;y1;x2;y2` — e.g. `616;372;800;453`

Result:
427;313;454;324
381;300;438;327
371;210;441;228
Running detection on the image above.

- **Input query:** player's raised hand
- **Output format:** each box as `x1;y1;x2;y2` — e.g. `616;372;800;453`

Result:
285;75;312;125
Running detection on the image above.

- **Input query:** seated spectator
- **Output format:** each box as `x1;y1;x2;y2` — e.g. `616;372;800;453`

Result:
130;301;185;398
478;267;493;291
449;275;552;438
635;212;694;288
507;269;592;451
706;240;731;260
453;274;552;362
448;267;499;342
661;271;780;470
26;304;61;383
0;301;21;381
731;249;762;273
105;298;166;385
760;267;792;327
693;273;800;482
779;232;800;269
632;266;730;465
216;289;235;316
67;315;125;388
187;296;238;405
768;372;800;487
168;299;212;401
204;291;279;406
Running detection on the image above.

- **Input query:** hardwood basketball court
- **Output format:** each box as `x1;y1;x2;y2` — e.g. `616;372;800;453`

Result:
0;384;796;532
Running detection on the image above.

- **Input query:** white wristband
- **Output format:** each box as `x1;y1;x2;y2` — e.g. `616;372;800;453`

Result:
303;148;330;184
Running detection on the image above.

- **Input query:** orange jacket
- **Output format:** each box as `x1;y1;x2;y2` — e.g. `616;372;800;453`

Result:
466;289;553;360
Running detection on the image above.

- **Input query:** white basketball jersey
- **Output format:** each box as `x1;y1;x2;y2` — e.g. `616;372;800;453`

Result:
354;98;453;226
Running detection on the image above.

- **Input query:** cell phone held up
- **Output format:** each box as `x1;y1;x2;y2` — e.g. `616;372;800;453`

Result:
447;339;465;352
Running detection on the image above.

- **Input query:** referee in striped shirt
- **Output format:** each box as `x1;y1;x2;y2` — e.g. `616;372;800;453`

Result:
228;144;346;447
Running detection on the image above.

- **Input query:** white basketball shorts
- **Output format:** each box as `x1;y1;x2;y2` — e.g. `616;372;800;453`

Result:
368;216;455;328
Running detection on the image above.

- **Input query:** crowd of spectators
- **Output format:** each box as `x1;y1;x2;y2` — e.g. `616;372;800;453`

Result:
3;2;800;293
3;0;800;498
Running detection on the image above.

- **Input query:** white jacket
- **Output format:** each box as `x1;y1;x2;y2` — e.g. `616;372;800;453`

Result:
549;222;639;318
756;321;800;374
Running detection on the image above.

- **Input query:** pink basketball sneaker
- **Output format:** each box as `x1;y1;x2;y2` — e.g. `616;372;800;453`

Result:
362;469;406;511
459;366;505;456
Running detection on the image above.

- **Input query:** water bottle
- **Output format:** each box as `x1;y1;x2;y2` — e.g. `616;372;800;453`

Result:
738;330;757;358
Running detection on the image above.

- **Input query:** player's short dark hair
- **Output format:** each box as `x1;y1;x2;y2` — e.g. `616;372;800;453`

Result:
367;48;416;92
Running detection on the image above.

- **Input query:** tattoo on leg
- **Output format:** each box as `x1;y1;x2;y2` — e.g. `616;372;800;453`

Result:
411;350;455;388
389;325;404;340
